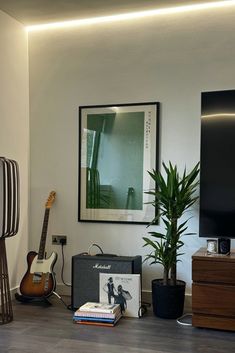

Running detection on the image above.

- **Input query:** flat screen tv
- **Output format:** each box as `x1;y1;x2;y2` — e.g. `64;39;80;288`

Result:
200;89;235;239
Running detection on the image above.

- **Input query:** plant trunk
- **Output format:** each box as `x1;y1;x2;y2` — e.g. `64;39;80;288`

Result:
163;267;169;285
171;263;176;286
170;218;178;286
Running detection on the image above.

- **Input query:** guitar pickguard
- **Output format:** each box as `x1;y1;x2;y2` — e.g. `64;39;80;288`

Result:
30;253;57;274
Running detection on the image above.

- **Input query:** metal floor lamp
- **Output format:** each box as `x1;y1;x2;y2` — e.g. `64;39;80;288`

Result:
0;157;20;324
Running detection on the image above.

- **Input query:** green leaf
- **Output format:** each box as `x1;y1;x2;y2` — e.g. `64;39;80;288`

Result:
147;231;166;239
143;161;200;280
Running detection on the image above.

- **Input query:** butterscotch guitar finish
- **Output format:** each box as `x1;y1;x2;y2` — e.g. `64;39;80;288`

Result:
20;192;57;298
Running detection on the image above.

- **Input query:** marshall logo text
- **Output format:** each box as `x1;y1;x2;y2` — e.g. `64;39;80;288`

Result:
92;263;111;270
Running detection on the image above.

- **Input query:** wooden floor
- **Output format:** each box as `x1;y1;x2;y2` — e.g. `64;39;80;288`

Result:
1;296;235;353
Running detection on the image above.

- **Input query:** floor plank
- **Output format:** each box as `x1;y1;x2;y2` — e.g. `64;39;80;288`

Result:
0;296;235;353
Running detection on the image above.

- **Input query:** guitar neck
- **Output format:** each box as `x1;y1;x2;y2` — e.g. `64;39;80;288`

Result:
38;208;50;260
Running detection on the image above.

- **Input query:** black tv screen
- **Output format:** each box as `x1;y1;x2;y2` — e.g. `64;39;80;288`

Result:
200;90;235;238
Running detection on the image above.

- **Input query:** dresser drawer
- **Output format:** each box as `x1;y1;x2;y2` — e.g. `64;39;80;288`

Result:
192;283;235;317
192;258;235;284
192;314;235;331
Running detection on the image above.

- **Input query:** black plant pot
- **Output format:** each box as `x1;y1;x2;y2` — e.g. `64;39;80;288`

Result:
152;279;186;319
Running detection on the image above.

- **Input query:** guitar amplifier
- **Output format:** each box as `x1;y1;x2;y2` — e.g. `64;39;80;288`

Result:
71;254;142;309
0;157;20;238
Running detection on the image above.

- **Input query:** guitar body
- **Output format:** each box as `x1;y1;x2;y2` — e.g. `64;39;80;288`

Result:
20;250;57;298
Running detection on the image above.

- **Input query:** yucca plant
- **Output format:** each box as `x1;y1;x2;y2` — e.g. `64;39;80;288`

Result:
143;162;200;286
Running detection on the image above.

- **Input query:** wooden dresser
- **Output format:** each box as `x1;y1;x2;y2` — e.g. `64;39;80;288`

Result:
192;248;235;331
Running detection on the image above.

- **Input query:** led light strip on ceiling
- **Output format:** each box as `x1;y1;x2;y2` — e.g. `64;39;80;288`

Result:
202;113;235;118
26;0;235;32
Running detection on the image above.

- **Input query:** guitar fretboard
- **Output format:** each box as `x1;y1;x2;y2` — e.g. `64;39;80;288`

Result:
38;208;50;260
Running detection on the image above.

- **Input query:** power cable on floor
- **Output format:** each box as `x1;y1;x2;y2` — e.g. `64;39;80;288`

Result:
176;313;192;326
52;291;73;311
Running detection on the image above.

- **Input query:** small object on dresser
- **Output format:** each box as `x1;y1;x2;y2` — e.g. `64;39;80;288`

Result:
73;302;122;327
218;238;231;255
207;239;217;254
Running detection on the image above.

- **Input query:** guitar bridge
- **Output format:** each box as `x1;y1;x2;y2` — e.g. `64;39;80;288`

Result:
33;272;43;283
44;272;49;291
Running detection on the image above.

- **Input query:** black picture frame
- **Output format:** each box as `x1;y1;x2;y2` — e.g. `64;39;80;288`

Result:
78;102;160;224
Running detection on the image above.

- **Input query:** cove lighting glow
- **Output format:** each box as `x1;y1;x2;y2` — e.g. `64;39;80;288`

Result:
202;113;235;118
26;0;235;32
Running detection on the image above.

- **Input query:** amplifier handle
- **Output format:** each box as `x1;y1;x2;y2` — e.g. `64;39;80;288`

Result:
88;243;104;255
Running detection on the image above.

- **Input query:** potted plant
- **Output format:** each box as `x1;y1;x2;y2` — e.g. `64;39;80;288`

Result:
143;162;200;319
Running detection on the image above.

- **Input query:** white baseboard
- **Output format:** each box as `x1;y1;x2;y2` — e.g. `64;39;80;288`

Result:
142;289;192;311
55;284;192;312
10;286;19;300
11;283;192;314
184;293;192;312
55;283;71;296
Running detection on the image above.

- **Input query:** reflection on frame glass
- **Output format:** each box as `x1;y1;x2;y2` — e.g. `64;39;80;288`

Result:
78;102;159;224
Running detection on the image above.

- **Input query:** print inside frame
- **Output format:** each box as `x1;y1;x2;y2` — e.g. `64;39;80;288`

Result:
99;273;141;318
78;102;159;224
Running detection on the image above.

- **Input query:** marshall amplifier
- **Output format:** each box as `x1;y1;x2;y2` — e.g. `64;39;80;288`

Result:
72;254;142;309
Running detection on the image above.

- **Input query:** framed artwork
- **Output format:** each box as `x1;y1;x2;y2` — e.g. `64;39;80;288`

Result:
78;102;159;224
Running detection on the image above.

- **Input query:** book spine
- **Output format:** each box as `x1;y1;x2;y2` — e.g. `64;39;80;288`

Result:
74;321;115;327
74;311;117;319
73;314;122;325
73;317;115;323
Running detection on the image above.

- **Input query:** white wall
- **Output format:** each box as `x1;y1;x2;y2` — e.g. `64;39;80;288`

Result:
0;11;29;290
28;6;235;295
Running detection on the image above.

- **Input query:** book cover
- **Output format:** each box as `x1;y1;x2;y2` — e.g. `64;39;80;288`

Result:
73;310;117;319
78;302;120;314
99;273;141;318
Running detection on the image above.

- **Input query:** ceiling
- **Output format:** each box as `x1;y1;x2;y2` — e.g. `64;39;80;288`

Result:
0;0;221;25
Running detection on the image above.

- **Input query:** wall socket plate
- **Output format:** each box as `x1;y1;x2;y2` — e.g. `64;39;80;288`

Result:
52;235;67;245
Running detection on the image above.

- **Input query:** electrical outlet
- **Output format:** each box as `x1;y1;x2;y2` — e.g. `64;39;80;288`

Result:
52;235;67;245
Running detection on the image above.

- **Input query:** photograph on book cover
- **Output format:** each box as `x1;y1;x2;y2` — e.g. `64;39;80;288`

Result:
99;273;141;318
78;102;159;224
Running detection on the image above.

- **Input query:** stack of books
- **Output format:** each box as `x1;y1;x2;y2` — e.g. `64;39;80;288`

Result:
73;302;122;327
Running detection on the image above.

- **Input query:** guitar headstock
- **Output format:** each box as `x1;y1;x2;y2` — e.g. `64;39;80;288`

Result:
45;191;56;209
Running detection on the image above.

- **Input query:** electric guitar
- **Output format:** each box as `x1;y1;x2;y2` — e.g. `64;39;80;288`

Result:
20;191;57;298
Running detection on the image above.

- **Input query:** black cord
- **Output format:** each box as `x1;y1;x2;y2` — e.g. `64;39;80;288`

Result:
53;244;73;311
60;244;71;287
138;301;151;318
52;291;73;311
